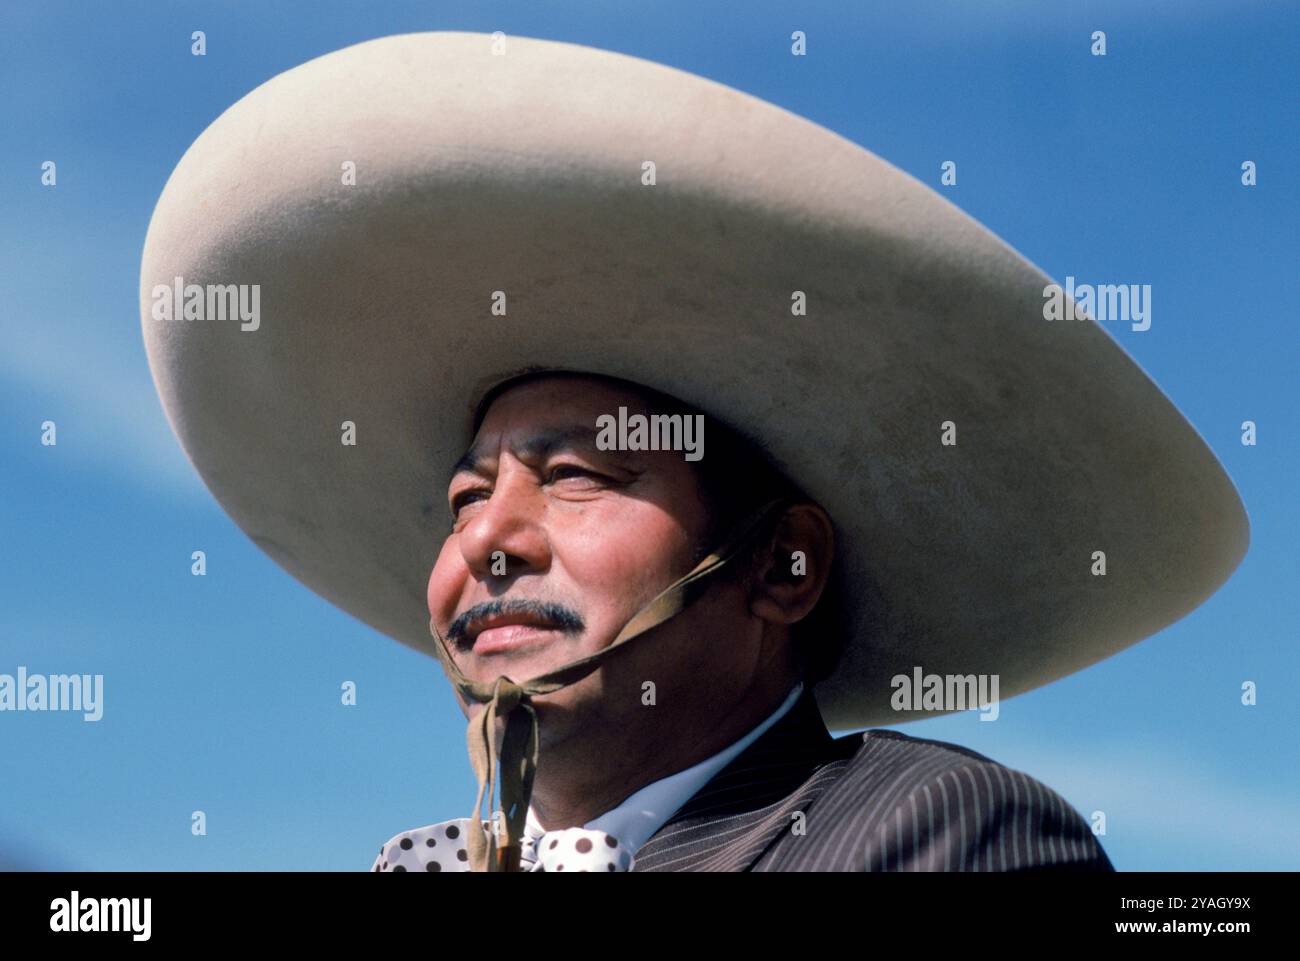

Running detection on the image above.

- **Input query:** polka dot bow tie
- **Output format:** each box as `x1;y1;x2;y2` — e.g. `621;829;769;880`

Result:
373;818;635;872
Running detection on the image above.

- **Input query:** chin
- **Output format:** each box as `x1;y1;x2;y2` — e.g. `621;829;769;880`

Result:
467;635;594;682
465;653;563;686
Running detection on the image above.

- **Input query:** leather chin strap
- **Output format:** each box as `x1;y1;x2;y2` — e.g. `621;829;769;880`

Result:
426;495;793;872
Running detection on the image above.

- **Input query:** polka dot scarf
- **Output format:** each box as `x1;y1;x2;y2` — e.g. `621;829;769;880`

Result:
520;825;634;872
371;818;634;872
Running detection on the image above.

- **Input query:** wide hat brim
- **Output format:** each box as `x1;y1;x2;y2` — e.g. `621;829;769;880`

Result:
139;31;1248;730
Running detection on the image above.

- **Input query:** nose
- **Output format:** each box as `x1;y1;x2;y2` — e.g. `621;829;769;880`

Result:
456;465;552;587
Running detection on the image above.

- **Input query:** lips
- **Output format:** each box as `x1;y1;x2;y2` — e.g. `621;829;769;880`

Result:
466;613;561;655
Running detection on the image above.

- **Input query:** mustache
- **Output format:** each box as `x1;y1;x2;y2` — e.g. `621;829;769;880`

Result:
446;597;585;650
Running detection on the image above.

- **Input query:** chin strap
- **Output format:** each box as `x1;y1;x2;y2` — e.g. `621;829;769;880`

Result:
426;496;792;872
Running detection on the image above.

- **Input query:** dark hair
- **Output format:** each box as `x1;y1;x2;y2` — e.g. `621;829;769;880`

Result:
470;369;846;686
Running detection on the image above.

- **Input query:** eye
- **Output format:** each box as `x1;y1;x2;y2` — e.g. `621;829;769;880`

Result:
449;487;490;519
546;464;595;482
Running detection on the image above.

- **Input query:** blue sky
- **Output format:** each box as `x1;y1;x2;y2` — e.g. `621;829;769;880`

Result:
1;1;1296;871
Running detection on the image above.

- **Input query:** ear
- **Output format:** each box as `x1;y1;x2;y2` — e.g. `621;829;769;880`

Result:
747;503;834;628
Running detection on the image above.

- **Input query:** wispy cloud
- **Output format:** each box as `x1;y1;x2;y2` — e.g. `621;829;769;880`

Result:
0;324;205;503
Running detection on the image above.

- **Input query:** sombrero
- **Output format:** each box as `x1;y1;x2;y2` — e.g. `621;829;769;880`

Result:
139;31;1248;735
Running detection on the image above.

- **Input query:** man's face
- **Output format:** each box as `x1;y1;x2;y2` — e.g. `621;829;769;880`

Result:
427;375;746;746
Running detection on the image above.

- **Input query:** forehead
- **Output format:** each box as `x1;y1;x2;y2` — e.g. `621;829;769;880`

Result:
451;374;698;483
475;374;659;430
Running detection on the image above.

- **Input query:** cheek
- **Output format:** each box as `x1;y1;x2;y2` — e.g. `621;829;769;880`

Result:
426;536;463;621
555;509;697;617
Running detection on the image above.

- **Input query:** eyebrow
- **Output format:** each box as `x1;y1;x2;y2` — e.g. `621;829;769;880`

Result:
448;425;604;485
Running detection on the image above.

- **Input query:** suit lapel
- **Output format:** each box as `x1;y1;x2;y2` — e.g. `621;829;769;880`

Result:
630;686;852;872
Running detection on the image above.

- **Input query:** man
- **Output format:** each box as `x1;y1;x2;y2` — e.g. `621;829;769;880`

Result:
369;370;1115;872
138;32;1249;871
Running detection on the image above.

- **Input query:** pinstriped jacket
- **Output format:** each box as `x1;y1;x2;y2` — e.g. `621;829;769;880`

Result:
630;685;1115;872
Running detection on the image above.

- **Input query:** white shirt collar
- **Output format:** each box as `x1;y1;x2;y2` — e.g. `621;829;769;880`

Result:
524;680;804;855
